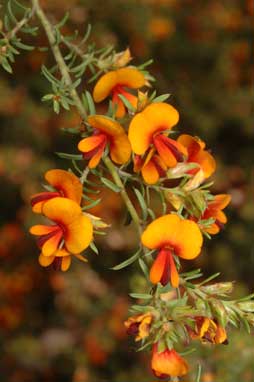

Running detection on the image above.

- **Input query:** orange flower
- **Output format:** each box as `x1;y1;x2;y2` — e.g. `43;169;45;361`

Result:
141;214;203;288
129;103;187;184
201;194;231;234
124;312;153;341
151;343;189;378
188;316;227;344
30;197;93;271
31;169;83;213
133;149;167;184
78;115;131;168
177;134;216;181
93;67;146;118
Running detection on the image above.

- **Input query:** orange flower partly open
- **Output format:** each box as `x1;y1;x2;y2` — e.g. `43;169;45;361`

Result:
177;134;216;181
124;312;153;342
129;103;186;184
141;214;203;288
187;316;227;344
134;149;167;184
93;67;146;118
201;194;231;234
31;169;83;213
151;343;189;378
78;115;131;168
30;197;93;271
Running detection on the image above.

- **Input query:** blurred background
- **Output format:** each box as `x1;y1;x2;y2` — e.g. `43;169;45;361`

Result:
0;0;253;381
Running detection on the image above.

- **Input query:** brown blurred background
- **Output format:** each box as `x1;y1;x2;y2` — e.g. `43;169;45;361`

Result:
0;0;253;381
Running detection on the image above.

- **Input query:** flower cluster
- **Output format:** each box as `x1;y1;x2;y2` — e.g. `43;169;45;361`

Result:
28;41;253;382
30;169;93;271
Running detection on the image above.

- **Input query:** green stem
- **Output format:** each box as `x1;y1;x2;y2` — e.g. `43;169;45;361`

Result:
103;156;141;234
31;0;87;120
32;0;142;235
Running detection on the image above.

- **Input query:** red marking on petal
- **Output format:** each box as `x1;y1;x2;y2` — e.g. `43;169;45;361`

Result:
215;219;225;230
82;134;107;160
53;257;62;271
37;226;62;248
152;156;167;178
160;250;171;286
31;192;60;207
155;134;185;162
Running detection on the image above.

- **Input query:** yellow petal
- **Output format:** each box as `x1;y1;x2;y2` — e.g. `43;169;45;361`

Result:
65;214;93;254
54;248;70;257
110;134;131;164
88;115;126;137
93;71;118;102
194;149;216;178
142;214;203;260
38;253;55;267
205;223;220;235
128;102;179;155
88;144;105;168
116;67;145;88
61;256;71;271
128;112;152;155
78;134;106;153
42;197;82;226
212;194;231;210
142;102;179;130
142;160;160;184
114;97;126;118
42;230;63;257
152;345;188;378
29;225;59;235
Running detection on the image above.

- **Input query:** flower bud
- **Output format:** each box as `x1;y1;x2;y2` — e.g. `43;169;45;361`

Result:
113;48;132;68
201;282;234;296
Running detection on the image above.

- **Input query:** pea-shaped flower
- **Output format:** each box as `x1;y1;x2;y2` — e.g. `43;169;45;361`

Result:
128;102;187;184
141;214;203;288
177;134;216;180
30;197;93;271
31;169;83;213
78;115;131;168
151;343;189;379
93;67;146;118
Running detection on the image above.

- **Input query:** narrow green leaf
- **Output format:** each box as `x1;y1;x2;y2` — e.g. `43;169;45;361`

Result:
82;198;102;210
55;12;69;28
196;364;202;382
13;40;34;51
138;258;149;280
7;1;17;23
81;23;92;44
138;59;153;69
117;94;136;112
129;293;152;300
42;94;54;101
198;272;220;286
147;208;156;220
56;152;83;160
89;241;99;255
111;248;141;270
1;58;12;73
53;99;60;114
3;16;9;32
101;177;121;193
134;188;148;221
85;91;96;114
152;93;171;103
